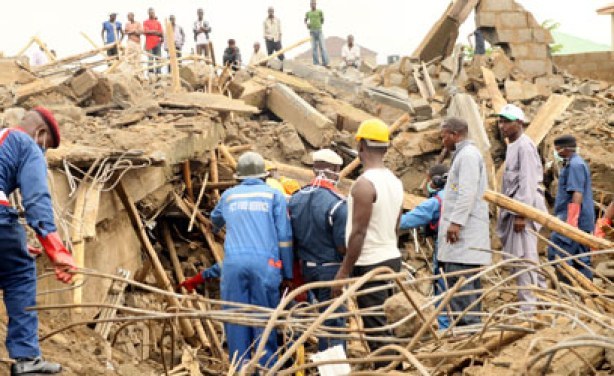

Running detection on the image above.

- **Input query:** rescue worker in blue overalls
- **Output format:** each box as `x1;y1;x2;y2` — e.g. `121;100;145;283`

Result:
399;164;449;329
179;151;293;370
0;107;77;375
548;135;594;280
288;149;347;351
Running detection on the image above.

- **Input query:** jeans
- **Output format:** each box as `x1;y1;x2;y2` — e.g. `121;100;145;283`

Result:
548;233;592;281
352;258;401;354
265;39;284;61
302;263;346;351
432;243;450;329
0;224;40;359
309;30;329;66
440;262;482;326
147;43;162;74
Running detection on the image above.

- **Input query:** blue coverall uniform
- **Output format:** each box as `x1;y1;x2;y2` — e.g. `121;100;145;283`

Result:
548;153;595;279
288;181;347;351
0;128;56;359
399;190;450;329
206;178;293;369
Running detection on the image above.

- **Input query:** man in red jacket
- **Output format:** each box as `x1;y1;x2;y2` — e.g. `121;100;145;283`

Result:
143;7;164;74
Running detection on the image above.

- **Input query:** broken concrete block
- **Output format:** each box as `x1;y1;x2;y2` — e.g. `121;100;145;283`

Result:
179;63;213;90
92;73;144;107
386;72;405;87
267;58;283;71
70;69;99;98
0;58;36;86
517;59;552;78
491;53;515;81
532;28;554;44
392;129;441;158
505;80;540;101
383;290;435;337
239;80;267;109
577;82;595;96
410;98;433;120
267;83;335;148
498;11;529;29
535;75;565;91
276;123;306;159
475;11;497;27
366;86;412;112
0;107;25;127
409;118;442;132
494;28;533;44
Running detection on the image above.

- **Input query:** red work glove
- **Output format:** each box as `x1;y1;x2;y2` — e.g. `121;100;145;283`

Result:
37;232;77;284
567;203;581;228
595;218;612;240
179;273;205;293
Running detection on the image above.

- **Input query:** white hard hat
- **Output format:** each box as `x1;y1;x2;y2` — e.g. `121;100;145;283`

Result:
312;149;343;165
497;104;525;123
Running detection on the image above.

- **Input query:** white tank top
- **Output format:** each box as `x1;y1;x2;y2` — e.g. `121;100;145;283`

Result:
346;168;404;266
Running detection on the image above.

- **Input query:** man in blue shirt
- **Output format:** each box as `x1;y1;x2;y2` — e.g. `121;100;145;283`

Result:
399;164;449;329
101;12;124;57
288;149;347;351
548;135;594;280
1;107;76;375
180;152;292;370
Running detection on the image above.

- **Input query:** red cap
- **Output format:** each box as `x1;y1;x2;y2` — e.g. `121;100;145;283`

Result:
33;106;60;148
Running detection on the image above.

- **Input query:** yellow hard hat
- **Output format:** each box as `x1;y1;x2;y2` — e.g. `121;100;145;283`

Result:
355;119;390;144
280;177;301;195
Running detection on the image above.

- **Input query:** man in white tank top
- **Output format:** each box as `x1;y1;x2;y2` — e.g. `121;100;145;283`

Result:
333;119;404;359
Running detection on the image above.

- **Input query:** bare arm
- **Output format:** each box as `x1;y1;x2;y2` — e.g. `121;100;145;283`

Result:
571;191;583;205
336;178;375;279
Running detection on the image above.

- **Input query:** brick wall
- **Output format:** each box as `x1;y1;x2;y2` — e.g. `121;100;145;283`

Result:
553;51;614;82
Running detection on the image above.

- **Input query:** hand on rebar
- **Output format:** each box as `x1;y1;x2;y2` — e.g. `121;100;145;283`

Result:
36;232;77;284
513;216;526;233
332;270;349;298
446;223;461;244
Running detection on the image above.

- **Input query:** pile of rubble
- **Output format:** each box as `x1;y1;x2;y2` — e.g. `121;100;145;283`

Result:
0;0;613;374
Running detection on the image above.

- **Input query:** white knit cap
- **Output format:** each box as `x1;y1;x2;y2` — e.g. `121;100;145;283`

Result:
312;149;343;165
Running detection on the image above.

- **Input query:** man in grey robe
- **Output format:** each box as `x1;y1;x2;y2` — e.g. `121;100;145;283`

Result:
495;104;547;312
438;117;491;326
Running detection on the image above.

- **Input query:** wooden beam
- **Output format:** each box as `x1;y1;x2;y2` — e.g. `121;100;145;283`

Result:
16;37;35;57
165;20;181;93
70;183;88;313
80;32;108;58
250;37;310;67
183;160;195;202
115;181;196;339
32;43;117;72
32;36;56;62
218;144;237;170
481;66;507;113
484;190;613;250
209;150;221;200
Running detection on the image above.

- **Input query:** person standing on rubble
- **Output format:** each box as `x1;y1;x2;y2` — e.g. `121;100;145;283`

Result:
0;107;77;375
437;117;491;327
101;12;124;58
289;149;347;351
548;135;594;280
143;7;164;75
495;104;547;312
223;39;242;71
305;0;329;67
399;163;450;329
179;151;293;370
124;12;143;72
264;7;284;60
193;8;212;58
332;119;404;358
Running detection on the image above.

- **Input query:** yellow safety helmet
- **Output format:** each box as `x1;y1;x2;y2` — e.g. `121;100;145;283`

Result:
355;119;390;145
280;177;301;195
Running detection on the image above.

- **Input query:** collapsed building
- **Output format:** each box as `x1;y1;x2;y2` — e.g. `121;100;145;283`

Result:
0;0;613;375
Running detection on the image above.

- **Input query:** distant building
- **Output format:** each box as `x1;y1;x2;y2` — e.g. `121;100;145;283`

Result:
294;36;377;66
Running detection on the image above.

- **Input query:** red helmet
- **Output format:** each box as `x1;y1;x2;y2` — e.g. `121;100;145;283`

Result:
33;106;60;148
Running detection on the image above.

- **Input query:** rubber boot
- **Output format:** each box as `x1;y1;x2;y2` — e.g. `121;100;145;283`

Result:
11;357;62;375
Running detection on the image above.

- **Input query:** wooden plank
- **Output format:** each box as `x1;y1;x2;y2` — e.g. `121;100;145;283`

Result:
165;20;181;92
481;66;507;113
267;83;335;148
13;76;70;103
253;67;319;94
161;92;259;114
16;36;35;57
32;36;56;62
32;43;117;72
209;150;221;201
484;190;613;250
421;62;436;98
250;37;310;67
116;181;196;339
413;69;430;99
82;183;101;239
70;183;88;313
218;144;237;170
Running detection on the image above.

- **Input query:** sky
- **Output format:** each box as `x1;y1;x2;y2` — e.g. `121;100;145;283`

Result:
2;0;611;64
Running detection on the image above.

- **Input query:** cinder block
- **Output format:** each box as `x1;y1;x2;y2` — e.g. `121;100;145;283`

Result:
478;0;515;12
475;11;496;27
509;43;530;58
526;12;541;28
517;59;552;77
532;28;554;44
495;28;533;43
498;12;529;29
527;43;550;60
